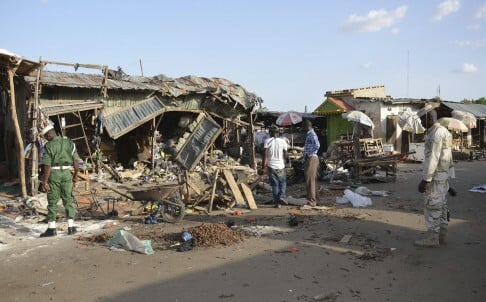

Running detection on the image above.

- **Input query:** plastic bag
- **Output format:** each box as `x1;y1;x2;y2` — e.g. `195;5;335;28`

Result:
107;230;154;255
336;189;372;207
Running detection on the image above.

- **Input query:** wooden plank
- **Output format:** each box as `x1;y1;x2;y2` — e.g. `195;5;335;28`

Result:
240;183;257;210
208;168;220;212
222;169;246;206
186;174;202;195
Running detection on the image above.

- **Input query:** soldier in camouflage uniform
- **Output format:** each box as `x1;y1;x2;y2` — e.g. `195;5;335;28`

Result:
40;125;80;237
416;108;455;248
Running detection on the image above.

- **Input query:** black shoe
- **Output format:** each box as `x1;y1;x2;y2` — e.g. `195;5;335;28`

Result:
274;203;282;209
67;227;77;235
40;228;57;237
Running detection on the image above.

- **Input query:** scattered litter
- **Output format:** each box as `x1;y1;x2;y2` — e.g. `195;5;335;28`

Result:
469;184;486;193
313;292;339;301
339;235;352;244
236;225;295;237
336;189;372;208
355;186;390;197
107;230;154;255
299;205;332;211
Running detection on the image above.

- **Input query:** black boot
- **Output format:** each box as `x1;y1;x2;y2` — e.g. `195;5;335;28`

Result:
40;228;57;237
67;227;77;235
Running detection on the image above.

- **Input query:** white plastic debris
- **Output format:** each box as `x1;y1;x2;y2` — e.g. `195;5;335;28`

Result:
355;186;390;196
336;189;372;207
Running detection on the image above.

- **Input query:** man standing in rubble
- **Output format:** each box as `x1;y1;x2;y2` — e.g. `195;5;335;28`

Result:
39;124;80;237
303;120;320;206
416;108;455;248
261;125;288;208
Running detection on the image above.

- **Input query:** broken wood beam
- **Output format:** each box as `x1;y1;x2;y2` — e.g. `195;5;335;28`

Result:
222;169;246;207
240;183;257;210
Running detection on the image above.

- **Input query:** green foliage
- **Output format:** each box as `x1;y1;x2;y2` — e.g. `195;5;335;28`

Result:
474;97;486;105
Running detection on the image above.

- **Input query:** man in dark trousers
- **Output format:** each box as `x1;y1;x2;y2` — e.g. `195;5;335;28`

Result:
303;120;320;206
261;125;288;208
40;124;80;237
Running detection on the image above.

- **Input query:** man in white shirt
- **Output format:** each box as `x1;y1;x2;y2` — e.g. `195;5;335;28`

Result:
261;125;288;208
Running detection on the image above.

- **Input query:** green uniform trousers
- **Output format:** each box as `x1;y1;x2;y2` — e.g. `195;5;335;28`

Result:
47;170;76;221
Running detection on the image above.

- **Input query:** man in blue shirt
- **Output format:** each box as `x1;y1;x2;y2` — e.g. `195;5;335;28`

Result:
303;120;320;206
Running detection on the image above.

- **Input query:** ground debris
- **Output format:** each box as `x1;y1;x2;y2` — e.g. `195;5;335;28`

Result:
77;233;111;245
189;223;244;247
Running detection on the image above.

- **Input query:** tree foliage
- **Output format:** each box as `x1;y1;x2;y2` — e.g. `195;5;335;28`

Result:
461;97;486;105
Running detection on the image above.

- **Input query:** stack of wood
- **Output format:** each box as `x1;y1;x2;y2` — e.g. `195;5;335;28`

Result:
184;165;259;212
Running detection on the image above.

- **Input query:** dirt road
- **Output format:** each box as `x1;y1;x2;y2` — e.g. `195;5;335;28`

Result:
1;161;485;302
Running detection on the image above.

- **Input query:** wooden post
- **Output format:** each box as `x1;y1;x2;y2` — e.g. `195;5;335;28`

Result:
249;112;256;170
30;59;42;195
352;122;361;181
208;168;220;213
7;67;27;198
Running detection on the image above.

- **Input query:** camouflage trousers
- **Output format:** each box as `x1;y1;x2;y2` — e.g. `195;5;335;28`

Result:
423;179;449;233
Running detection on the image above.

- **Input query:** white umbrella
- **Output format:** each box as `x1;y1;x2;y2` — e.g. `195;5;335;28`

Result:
276;111;303;126
451;110;477;129
438;117;468;132
342;111;374;128
398;111;425;134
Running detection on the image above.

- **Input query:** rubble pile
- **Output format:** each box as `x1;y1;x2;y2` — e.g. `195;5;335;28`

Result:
189;223;244;247
77;233;111;245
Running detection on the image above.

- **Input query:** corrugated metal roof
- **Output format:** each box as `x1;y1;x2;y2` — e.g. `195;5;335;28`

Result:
102;96;165;139
24;71;262;111
42;101;104;116
442;102;486;118
26;71;162;91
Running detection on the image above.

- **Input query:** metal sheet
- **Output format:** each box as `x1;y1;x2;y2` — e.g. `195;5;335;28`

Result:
24;71;263;112
103;97;165;139
41;100;104;116
442;102;486;119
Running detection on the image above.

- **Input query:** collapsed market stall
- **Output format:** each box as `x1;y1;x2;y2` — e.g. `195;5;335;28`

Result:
0;53;264;213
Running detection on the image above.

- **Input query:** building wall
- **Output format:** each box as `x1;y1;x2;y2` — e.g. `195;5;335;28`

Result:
327;115;353;145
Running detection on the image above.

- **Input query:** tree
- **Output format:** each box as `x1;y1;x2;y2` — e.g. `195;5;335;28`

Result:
474;97;486;105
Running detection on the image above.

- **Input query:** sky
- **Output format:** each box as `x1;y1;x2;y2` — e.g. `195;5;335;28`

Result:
1;0;485;111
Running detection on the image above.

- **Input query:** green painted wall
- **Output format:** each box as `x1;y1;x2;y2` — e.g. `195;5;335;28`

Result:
327;115;353;146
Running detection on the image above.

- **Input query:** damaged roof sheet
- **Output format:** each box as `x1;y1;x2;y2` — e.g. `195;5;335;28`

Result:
25;71;262;111
442;102;486;119
42;101;104;116
26;71;162;91
103;96;165;139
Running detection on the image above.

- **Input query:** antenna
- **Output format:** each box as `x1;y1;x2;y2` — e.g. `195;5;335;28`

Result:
437;85;440;98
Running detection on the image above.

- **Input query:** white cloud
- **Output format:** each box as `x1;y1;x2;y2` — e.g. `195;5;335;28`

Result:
466;24;480;31
433;0;461;21
340;6;408;32
391;27;400;34
475;3;486;19
361;62;372;69
450;38;486;48
459;63;478;73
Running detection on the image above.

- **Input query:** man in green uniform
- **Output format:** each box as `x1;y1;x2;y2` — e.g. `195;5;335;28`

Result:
39;125;80;237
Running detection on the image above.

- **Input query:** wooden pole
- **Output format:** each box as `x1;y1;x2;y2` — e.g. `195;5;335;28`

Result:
208;168;220;213
7;67;27;198
249;112;256;170
30;59;43;195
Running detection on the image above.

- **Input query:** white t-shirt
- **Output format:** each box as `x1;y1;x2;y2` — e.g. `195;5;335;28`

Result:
264;137;288;169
